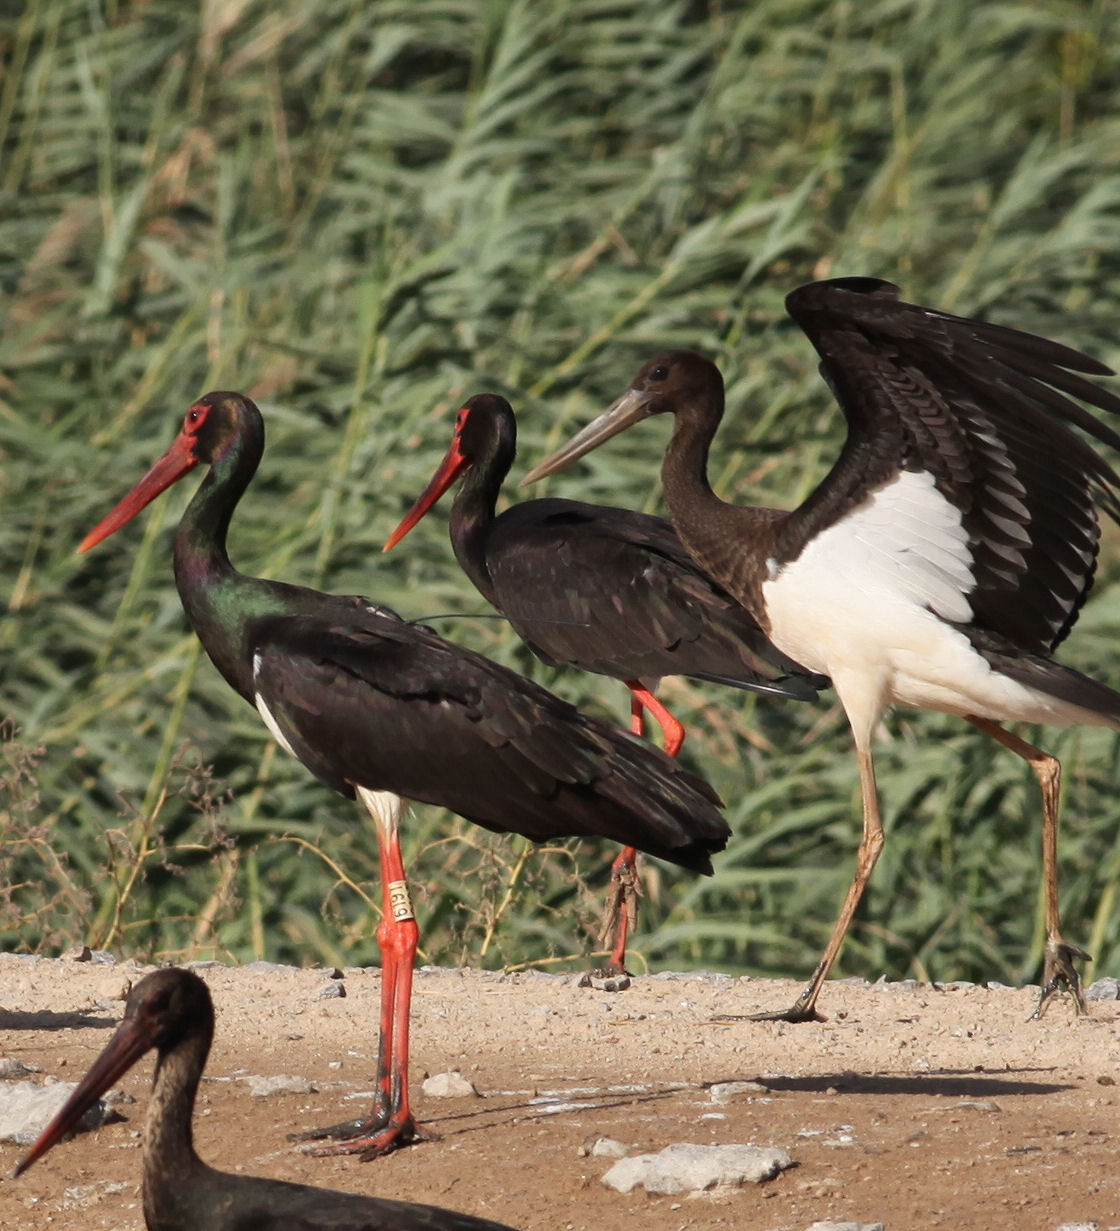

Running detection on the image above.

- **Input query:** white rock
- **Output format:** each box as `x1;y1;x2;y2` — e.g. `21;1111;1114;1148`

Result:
601;1141;793;1195
0;1057;40;1079
708;1080;768;1104
421;1070;479;1098
243;1074;316;1098
581;1135;628;1158
0;1080;115;1145
805;1222;885;1231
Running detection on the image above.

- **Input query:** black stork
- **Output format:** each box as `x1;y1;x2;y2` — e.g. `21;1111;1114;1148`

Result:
524;276;1120;1022
77;392;728;1155
15;968;522;1231
384;392;824;975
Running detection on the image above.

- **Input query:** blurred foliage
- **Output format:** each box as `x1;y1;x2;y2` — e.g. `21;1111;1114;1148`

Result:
3;0;1120;992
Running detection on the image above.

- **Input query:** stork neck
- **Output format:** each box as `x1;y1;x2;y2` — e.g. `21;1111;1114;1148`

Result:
660;403;780;609
171;435;261;702
142;1028;210;1224
660;405;729;533
449;454;506;611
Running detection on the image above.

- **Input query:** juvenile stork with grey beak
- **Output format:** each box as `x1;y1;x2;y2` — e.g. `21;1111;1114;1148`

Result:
525;276;1120;1023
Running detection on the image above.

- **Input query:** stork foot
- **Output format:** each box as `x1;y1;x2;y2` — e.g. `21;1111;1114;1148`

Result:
1030;937;1091;1020
709;1002;826;1024
750;1004;827;1024
591;856;642;984
291;1112;433;1158
714;978;827;1024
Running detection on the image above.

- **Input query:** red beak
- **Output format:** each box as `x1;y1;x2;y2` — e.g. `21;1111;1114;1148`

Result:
15;1013;153;1177
79;429;201;553
383;434;469;552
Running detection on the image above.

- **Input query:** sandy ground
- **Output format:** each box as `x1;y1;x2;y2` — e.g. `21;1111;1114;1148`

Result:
0;953;1118;1231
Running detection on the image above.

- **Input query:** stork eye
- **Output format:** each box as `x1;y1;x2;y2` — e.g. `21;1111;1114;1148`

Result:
141;989;173;1022
186;406;205;428
649;365;669;382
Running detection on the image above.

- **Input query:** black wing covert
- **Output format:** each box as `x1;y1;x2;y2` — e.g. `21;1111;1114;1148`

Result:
250;608;728;871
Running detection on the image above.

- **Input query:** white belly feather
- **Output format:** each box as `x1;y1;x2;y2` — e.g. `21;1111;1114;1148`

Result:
761;469;1104;740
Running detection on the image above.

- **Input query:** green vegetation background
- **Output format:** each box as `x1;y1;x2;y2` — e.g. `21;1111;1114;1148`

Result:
4;0;1120;991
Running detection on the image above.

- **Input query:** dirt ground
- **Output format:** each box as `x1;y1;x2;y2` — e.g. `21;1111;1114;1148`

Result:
0;953;1117;1231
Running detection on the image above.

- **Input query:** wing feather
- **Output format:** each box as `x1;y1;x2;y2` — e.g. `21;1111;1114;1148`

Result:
785;278;1120;654
249;607;728;871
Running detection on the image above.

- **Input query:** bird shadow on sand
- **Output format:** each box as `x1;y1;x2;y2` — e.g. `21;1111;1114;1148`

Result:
754;1069;1072;1098
0;1008;117;1032
342;1086;684;1146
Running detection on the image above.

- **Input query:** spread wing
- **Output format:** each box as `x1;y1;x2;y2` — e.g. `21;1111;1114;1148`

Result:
784;277;1120;654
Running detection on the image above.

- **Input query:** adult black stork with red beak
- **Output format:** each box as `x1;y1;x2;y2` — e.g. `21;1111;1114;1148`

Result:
16;968;522;1230
384;392;824;975
525;276;1120;1022
78;392;727;1155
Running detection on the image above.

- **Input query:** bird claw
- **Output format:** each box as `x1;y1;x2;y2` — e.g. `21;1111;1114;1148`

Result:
1030;938;1091;1020
719;984;827;1024
708;1001;827;1024
292;1114;433;1158
289;1116;372;1145
356;1119;435;1161
745;1004;826;1024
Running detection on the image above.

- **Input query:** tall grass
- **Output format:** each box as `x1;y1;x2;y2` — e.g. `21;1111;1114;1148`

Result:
3;0;1120;984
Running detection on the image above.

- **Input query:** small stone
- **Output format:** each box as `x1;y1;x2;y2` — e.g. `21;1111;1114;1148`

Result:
601;1141;794;1195
421;1071;479;1099
62;945;92;963
574;971;631;992
1087;977;1120;1002
874;976;920;991
805;1222;885;1231
243;1074;316;1098
62;1181;128;1206
708;1080;769;1104
0;1058;40;1080
1053;1223;1098;1231
578;1134;628;1158
590;971;631;992
317;982;345;999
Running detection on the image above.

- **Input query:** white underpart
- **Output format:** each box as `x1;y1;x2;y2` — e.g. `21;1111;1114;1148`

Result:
762;469;1105;744
252;654;300;759
357;784;404;843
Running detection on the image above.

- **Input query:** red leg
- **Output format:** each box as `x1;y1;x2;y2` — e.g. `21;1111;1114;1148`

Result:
600;844;641;974
293;788;431;1157
627;682;685;757
595;684;685;978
